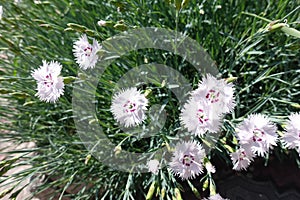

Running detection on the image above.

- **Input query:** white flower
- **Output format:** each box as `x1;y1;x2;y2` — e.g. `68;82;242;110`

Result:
203;194;229;200
191;74;235;114
205;162;216;174
0;6;3;20
180;98;222;137
31;60;64;103
169;141;205;180
230;147;254;171
73;34;101;70
97;20;107;26
281;113;300;153
110;87;148;127
236;114;278;157
147;159;160;175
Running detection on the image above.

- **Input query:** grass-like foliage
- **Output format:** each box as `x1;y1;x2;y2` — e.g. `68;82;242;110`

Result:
0;0;299;199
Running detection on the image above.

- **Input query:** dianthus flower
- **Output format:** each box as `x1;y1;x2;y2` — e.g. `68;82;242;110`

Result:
31;60;64;103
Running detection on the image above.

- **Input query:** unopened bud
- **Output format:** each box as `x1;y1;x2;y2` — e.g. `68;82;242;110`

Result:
97;20;107;26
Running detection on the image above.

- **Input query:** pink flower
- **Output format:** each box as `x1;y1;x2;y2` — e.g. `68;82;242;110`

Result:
110;87;148;127
230;147;254;171
169;141;205;180
203;194;229;200
31;60;64;103
191;74;235;114
205;162;216;174
147;159;160;175
281;113;300;154
73;34;101;70
236;114;278;157
180;98;222;137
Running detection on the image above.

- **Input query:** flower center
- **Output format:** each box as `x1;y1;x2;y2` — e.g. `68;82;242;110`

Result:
123;100;137;113
44;73;54;87
239;151;246;161
206;89;220;103
252;128;264;142
182;154;194;166
84;46;93;56
196;109;208;124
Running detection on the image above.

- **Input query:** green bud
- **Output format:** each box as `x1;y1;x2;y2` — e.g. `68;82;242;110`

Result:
64;27;74;32
23;101;36;106
63;76;76;84
11;92;30;99
202;178;209;191
291;103;300;108
114;145;122;156
144;89;152;97
39;23;52;30
161;188;166;199
85;154;92;165
85;29;96;37
187;180;201;199
113;23;128;31
209;179;216;196
224;144;234;153
174;188;183;200
146;181;156;200
67;23;87;32
225;76;237;83
88;118;98;124
268;23;287;31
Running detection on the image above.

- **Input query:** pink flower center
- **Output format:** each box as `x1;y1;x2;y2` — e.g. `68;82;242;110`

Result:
44;73;54;87
252;128;264;142
123;100;136;113
84;46;93;56
239;151;246;161
182;154;194;166
206;89;220;103
196;109;208;124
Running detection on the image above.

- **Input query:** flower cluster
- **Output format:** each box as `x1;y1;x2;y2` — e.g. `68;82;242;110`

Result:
32;34;101;103
164;75;235;199
181;74;235;137
108;75;234;184
231;114;277;170
29;30;300;200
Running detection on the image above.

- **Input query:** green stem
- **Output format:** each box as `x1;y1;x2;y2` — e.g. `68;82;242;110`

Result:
241;12;272;23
